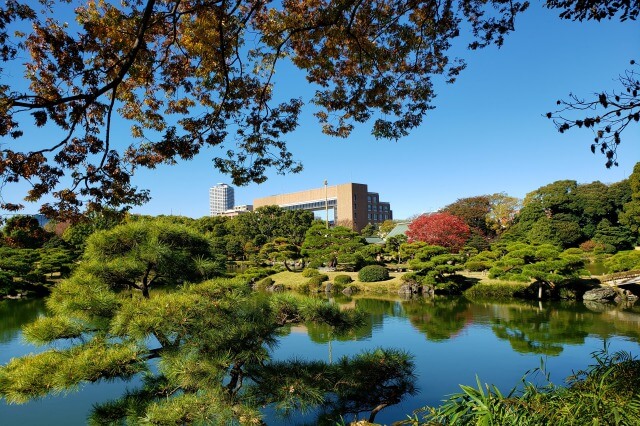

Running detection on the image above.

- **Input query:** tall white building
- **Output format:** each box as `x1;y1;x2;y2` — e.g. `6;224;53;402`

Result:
209;183;234;216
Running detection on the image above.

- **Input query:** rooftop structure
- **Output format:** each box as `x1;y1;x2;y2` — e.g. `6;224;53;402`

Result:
218;204;254;217
253;182;392;231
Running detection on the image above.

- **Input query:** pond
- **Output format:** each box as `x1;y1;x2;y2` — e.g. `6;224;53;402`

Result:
1;295;640;425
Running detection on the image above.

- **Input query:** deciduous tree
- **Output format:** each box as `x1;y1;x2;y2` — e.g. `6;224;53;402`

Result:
2;215;50;249
406;213;471;253
441;195;493;237
0;0;529;220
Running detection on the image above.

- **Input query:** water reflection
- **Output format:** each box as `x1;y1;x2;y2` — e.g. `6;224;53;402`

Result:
401;297;472;342
0;299;45;344
490;303;591;355
339;296;640;353
2;295;640;425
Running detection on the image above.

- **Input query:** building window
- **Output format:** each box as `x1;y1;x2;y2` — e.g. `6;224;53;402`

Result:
374;213;378;220
367;195;372;202
368;205;371;211
353;194;357;201
367;213;371;220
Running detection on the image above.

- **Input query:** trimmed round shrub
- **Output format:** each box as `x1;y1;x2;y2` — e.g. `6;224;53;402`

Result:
307;275;329;286
302;268;320;278
358;265;389;282
334;274;353;285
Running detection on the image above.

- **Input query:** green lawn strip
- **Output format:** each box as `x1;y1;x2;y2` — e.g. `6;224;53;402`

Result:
268;271;405;294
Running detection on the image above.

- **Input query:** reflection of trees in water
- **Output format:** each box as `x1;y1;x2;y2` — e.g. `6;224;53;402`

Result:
402;297;472;342
306;319;374;343
491;303;592;356
0;299;46;344
307;299;403;344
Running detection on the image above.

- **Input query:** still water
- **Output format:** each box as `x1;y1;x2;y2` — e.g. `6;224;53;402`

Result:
1;296;640;425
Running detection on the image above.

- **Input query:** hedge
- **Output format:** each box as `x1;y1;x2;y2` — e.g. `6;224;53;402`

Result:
358;265;389;282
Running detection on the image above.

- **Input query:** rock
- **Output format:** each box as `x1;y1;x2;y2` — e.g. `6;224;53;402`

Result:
267;284;285;292
398;282;422;295
582;287;618;302
615;289;639;304
342;285;358;296
324;282;333;293
584;300;616;312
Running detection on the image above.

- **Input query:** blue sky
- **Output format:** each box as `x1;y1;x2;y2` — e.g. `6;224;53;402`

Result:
2;4;639;220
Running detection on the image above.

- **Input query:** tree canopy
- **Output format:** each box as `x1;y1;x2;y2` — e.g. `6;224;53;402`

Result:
0;234;417;424
0;0;531;220
406;212;470;253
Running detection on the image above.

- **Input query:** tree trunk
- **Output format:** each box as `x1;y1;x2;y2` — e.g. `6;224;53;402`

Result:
369;402;388;423
227;361;245;395
538;282;543;300
283;259;292;272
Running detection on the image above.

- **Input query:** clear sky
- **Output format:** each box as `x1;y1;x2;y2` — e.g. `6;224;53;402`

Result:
2;4;639;220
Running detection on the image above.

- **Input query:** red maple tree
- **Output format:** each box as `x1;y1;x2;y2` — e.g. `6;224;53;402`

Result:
406;212;471;253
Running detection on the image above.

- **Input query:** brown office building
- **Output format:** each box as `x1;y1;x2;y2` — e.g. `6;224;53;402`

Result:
253;183;392;231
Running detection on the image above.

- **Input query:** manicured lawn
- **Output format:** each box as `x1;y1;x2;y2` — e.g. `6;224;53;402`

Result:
267;269;559;296
268;270;406;294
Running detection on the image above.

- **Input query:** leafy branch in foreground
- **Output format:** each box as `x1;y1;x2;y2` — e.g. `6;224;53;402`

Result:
0;0;529;220
547;60;639;169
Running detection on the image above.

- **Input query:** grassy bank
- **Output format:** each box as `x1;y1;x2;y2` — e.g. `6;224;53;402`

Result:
268;270;406;294
463;280;530;300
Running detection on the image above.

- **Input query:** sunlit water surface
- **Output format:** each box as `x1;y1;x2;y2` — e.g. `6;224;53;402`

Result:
1;296;639;425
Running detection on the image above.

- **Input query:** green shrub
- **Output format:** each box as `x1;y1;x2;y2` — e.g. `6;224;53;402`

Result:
464;282;529;300
307;275;329;286
0;271;15;295
358;265;389;282
301;268;320;277
434;281;462;295
23;271;46;284
465;260;491;272
421;349;640;426
307;260;323;269
237;267;276;283
334;274;353;285
254;277;274;290
329;282;345;293
401;272;419;283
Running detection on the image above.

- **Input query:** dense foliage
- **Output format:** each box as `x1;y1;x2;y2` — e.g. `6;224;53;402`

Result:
408;349;640;425
358;265;390;282
406;213;470;253
501;177;635;250
301;224;370;268
0;0;532;220
406;246;465;288
0;221;417;424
